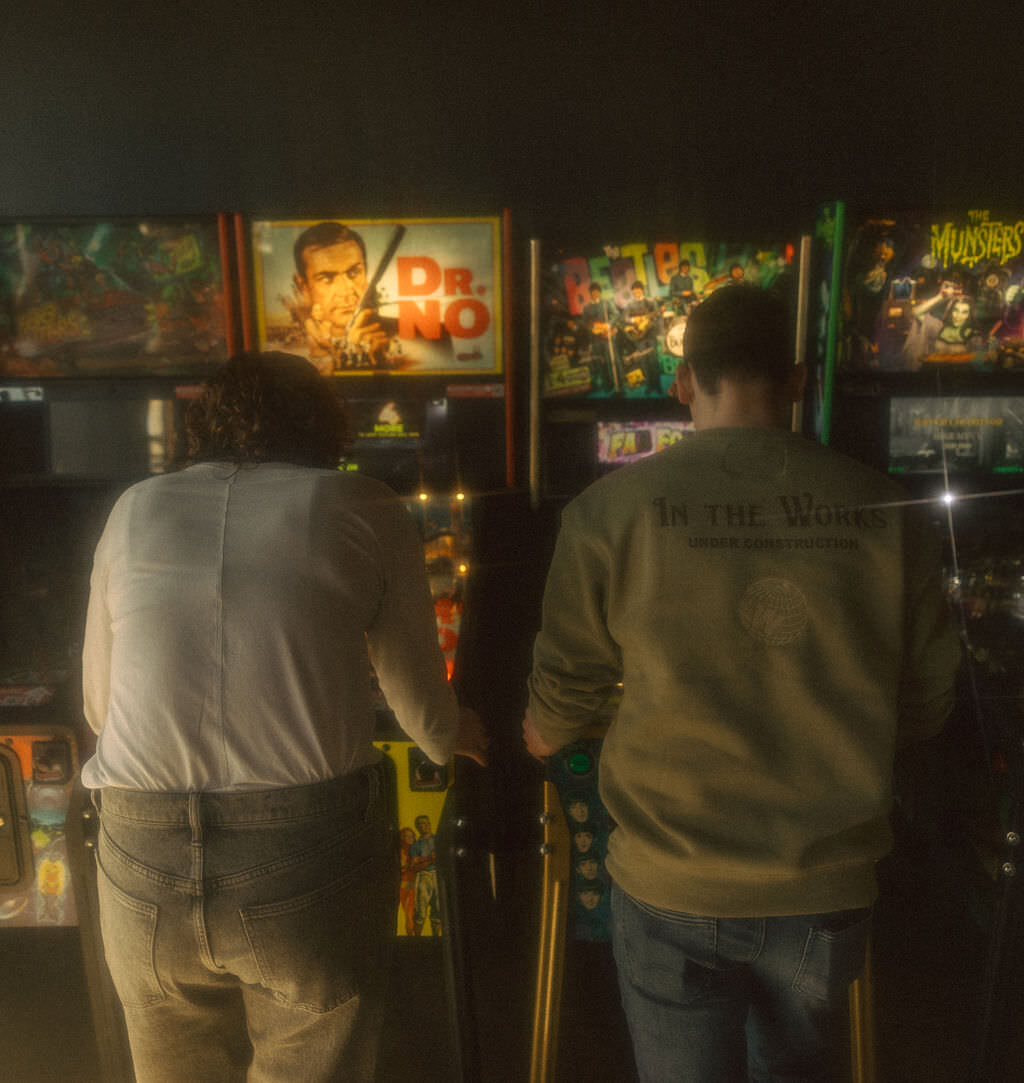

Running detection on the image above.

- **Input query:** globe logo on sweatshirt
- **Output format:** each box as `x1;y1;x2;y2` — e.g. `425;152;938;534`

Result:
738;578;809;646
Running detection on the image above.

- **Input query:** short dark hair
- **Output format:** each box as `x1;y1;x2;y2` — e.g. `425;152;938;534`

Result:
186;352;346;468
589;283;602;294
683;285;792;395
293;222;366;279
679;259;690;269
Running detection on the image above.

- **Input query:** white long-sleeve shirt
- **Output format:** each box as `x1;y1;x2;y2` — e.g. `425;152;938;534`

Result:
81;462;458;791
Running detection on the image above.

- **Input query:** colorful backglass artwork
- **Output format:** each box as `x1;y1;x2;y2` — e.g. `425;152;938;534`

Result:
0;218;231;378
250;218;503;377
842;209;1024;373
542;236;795;399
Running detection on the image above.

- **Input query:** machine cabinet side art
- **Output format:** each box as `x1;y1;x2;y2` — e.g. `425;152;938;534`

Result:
0;727;80;926
371;492;471;938
248;217;503;378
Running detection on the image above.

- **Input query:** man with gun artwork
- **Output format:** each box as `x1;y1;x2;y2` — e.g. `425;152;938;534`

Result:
291;221;453;374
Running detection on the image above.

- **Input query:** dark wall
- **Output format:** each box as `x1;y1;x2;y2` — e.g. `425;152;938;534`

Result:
2;3;1019;241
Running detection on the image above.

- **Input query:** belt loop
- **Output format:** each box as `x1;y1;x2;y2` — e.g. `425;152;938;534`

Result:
90;790;102;815
187;792;202;842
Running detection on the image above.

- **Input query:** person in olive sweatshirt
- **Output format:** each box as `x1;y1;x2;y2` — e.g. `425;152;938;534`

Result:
523;285;960;1083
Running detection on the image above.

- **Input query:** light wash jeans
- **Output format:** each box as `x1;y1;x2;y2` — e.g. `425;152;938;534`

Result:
611;882;870;1083
94;765;395;1083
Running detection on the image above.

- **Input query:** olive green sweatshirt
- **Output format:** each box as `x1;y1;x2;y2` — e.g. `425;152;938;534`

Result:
528;427;960;917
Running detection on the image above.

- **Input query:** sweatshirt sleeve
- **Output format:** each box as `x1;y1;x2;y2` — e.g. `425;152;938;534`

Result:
364;493;459;765
527;499;622;749
897;510;962;747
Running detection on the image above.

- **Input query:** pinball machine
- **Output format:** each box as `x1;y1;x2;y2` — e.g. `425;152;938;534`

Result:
0;207;519;1082
525;226;813;1082
0;213;237;1082
240;211;515;1081
817;201;1024;1083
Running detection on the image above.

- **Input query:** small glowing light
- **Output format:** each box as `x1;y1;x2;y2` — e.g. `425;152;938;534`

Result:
455;491;466;502
942;491;956;506
567;750;594;776
418;491;429;502
458;562;468;575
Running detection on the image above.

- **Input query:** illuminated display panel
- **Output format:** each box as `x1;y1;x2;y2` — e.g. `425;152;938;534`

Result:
888;396;1024;475
250;217;503;377
336;397;451;494
347;398;427;445
596;419;695;470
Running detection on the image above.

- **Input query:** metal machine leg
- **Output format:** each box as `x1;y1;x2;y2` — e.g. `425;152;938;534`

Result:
848;937;876;1083
529;780;571;1083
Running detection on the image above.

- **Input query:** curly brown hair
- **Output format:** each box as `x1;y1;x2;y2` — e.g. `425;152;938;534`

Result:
185;352;346;468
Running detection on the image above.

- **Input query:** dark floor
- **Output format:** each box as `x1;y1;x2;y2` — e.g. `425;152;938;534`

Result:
0;927;105;1083
870;846;989;1082
0;842;1009;1083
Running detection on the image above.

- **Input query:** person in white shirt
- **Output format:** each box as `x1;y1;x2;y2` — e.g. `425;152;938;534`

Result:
82;351;487;1082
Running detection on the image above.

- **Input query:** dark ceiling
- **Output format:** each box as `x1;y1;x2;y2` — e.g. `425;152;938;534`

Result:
1;2;1018;242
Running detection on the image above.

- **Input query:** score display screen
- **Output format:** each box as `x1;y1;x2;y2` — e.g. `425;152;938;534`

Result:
888;396;1024;475
596;419;695;469
346;398;428;446
337;397;450;493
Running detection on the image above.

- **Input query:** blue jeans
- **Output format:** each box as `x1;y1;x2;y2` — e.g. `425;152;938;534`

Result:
611;883;870;1083
94;766;395;1083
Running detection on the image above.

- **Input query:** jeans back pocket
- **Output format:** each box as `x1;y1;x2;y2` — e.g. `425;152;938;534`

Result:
792;909;871;1001
241;852;393;1015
